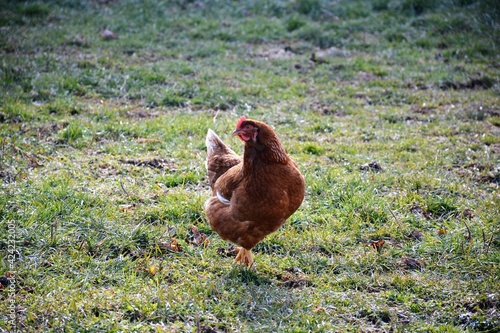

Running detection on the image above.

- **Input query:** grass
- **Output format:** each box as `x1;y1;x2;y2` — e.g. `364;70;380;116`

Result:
0;0;499;331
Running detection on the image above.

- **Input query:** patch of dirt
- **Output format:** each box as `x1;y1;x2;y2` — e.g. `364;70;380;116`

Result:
400;257;424;271
465;294;500;312
352;92;373;105
307;245;341;256
123;309;142;321
125;108;161;118
34;122;68;140
407;230;424;241
357;71;378;82
310;46;351;64
357;308;392;325
410;103;435;114
440;76;495;90
457;103;500;121
478;172;500;185
279;267;313;289
253;46;297;60
119;157;177;170
310;102;347;116
407;81;430;90
410;202;432;220
0;111;23;124
199;326;224;333
454;162;500;185
490;144;500;155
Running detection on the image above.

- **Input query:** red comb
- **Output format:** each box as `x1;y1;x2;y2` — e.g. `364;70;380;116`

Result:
236;116;246;128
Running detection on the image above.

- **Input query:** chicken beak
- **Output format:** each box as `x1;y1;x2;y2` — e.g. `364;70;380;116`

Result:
232;129;246;141
232;128;244;136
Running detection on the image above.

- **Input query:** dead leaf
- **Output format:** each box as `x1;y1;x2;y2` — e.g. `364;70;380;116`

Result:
186;225;210;247
438;228;448;235
135;138;162;144
119;204;136;212
313;306;326;313
158;238;182;253
217;246;238;257
462;209;475;219
148;264;157;276
100;28;118;40
28;156;44;168
370;240;385;252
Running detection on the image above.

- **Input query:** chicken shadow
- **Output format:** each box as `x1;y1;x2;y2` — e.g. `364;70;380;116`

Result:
225;266;273;286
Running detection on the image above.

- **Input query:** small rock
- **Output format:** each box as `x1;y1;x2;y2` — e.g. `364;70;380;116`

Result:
100;28;118;40
360;160;383;171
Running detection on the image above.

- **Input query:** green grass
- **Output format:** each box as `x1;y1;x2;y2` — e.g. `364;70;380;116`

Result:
1;0;499;332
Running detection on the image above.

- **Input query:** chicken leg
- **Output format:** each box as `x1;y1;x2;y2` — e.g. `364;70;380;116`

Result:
234;247;254;268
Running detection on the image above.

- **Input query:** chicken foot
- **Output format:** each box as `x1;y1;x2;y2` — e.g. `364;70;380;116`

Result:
233;247;254;269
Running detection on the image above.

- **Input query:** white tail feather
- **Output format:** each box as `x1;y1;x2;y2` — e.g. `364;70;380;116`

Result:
206;129;223;155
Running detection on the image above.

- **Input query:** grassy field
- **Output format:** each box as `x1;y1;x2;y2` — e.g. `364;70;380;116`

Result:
1;0;499;331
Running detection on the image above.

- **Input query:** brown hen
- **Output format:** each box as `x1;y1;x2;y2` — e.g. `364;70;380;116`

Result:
204;116;305;268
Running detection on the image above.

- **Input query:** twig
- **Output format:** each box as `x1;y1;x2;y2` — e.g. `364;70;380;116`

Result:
195;313;201;333
1;138;5;157
119;179;130;197
483;228;494;255
463;220;472;242
460;220;474;254
388;207;403;230
11;144;29;158
120;75;128;93
485;234;493;255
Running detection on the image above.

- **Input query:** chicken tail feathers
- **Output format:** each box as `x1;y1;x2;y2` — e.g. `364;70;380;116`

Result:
206;129;241;189
206;129;226;156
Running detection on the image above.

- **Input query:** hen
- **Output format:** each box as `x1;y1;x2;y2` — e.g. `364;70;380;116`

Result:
204;116;305;268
